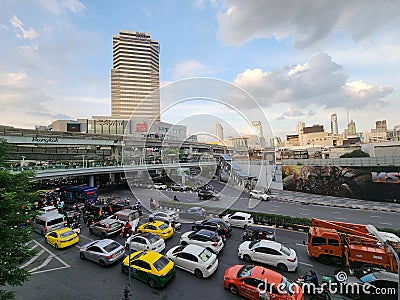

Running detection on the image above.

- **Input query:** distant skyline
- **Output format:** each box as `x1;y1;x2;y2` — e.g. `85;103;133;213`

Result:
1;1;399;140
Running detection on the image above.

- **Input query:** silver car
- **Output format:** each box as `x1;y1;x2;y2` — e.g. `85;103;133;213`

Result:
149;210;181;230
79;239;125;267
89;219;122;238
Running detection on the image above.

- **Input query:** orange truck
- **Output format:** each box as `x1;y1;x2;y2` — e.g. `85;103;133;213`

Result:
306;218;399;272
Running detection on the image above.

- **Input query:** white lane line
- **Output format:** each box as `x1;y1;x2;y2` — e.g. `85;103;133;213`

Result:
299;262;313;267
32;240;70;268
29;254;54;273
270;209;278;212
331;212;340;214
370;216;382;219
295;243;306;247
79;234;95;241
272;205;280;208
31;266;70;275
336;217;347;220
299;213;309;216
299;208;308;211
29;243;39;251
19;249;44;269
379;222;392;226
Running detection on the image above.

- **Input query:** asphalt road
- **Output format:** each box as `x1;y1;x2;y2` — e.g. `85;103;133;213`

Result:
113;185;399;229
13;217;344;300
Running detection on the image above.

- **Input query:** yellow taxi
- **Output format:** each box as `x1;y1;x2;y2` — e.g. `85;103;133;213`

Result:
121;250;175;288
136;221;174;239
44;227;79;249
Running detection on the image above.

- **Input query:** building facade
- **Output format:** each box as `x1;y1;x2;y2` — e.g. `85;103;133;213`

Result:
330;113;338;135
216;122;224;141
111;30;160;120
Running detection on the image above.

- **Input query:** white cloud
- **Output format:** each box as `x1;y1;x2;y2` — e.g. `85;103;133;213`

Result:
172;60;212;79
9;15;38;40
229;53;393;116
39;0;86;15
217;0;400;47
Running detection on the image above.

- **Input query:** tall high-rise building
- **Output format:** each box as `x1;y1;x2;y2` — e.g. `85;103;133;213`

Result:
216;122;224;141
111;30;160;120
251;121;264;137
296;121;305;135
347;120;356;135
330;113;338;135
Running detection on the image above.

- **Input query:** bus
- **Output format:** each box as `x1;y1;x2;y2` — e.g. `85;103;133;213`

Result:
59;185;98;210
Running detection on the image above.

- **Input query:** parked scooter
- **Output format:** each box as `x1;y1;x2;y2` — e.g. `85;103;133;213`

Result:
296;271;332;300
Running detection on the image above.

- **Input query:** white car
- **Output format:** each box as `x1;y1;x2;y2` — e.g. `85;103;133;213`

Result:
180;229;224;254
222;212;254;228
249;190;270;201
149;210;181;230
125;232;165;253
238;240;298;272
106;209;140;229
166;244;218;278
154;183;167;190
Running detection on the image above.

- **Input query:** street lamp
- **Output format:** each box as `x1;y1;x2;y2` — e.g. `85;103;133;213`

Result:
21;156;26;170
366;224;399;300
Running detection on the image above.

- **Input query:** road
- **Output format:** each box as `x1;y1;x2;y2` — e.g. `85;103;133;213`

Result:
113;185;400;230
13;217;344;300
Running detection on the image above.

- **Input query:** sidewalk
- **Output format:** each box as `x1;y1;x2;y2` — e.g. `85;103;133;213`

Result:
271;189;400;213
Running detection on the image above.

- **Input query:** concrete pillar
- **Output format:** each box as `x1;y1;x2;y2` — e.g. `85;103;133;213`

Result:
110;173;116;183
88;175;95;187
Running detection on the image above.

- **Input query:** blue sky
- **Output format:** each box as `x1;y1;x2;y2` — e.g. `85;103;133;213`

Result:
1;0;399;140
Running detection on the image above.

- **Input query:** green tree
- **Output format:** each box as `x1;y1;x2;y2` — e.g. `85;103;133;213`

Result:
0;139;38;299
340;149;370;158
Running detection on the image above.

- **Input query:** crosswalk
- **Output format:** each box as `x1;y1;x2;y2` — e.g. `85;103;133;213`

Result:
20;240;70;275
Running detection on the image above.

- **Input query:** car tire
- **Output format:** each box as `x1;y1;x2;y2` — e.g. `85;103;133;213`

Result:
99;260;106;268
181;241;188;246
80;252;85;260
194;269;203;278
149;218;154;222
228;284;239;295
277;263;288;272
148;278;156;288
54;243;58;249
243;254;251;262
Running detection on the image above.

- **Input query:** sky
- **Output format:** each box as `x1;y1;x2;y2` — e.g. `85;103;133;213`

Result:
1;0;400;140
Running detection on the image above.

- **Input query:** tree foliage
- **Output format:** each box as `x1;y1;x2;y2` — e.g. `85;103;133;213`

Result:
340;149;370;158
0;139;38;299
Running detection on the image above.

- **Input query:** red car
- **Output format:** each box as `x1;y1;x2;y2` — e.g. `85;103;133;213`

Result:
224;265;303;300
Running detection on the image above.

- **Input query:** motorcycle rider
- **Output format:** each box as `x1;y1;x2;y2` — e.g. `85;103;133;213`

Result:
120;221;133;238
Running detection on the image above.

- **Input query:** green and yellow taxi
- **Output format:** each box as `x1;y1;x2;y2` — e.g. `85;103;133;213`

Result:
44;227;79;249
121;250;175;288
136;221;174;239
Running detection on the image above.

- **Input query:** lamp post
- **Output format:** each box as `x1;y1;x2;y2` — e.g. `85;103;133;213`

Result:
366;224;399;300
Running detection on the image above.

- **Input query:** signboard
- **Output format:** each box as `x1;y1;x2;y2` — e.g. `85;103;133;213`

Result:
136;123;148;133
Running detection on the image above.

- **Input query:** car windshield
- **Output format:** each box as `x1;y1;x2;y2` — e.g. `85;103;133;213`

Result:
237;265;254;278
148;234;161;244
280;245;291;256
104;242;120;252
153;256;170;271
249;241;260;249
359;272;377;283
198;248;213;262
279;276;294;296
60;230;75;238
159;223;169;230
109;222;120;230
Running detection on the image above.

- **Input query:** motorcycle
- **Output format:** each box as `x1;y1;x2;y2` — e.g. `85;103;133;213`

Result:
131;202;143;216
296;272;332;300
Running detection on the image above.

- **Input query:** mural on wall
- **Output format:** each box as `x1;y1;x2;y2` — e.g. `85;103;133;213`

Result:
282;165;400;202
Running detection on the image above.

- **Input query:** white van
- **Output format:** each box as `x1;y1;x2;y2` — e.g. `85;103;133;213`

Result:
33;212;66;236
106;209;140;229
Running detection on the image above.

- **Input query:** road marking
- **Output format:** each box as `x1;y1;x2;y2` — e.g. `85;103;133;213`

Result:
295;243;306;247
299;213;309;216
331;211;340;214
29;254;54;273
299;208;308;211
335;217;347;220
370;216;382;218
79;234;95;241
272;205;280;208
19;249;44;269
31;266;70;275
32;240;70;268
379;222;392;225
270;209;278;212
299;262;313;267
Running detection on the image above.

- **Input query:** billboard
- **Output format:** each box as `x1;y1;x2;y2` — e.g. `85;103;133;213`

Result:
281;165;400;202
136;123;148;133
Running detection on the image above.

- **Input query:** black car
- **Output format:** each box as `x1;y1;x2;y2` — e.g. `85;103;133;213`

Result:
179;207;207;221
334;267;398;299
197;189;220;200
192;218;232;239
